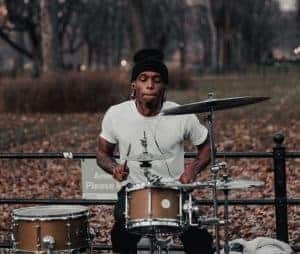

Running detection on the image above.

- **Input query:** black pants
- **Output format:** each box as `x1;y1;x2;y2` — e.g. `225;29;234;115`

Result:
111;187;214;254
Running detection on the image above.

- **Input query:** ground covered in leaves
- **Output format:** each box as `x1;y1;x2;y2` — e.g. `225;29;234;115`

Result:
0;111;298;248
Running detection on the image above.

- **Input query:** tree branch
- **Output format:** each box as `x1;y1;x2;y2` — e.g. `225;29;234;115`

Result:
0;29;32;59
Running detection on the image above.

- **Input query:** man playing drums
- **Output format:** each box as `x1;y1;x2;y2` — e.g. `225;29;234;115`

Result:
97;49;213;254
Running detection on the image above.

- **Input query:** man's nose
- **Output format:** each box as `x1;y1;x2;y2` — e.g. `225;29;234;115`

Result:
146;79;155;89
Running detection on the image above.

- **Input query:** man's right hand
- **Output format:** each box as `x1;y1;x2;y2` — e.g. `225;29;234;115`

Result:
112;164;129;182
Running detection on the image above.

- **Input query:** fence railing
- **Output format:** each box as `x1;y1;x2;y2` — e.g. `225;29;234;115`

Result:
0;133;299;250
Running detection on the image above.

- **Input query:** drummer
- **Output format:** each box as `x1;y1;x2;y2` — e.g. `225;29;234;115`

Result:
97;48;213;254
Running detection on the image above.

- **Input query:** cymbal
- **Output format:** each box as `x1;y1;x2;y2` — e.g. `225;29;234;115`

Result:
161;181;212;189
161;96;269;115
125;152;170;162
160;179;264;190
215;179;264;190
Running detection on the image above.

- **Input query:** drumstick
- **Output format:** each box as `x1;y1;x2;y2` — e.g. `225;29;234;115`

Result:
123;144;131;172
123;160;128;172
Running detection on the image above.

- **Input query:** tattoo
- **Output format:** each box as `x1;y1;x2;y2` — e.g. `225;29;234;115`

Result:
96;137;118;175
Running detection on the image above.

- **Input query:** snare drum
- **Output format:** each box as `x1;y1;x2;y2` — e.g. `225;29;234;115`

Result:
125;183;183;235
12;205;90;253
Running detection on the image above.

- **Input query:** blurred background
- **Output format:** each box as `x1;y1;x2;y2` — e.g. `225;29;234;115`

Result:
0;0;299;112
0;0;299;75
0;0;299;249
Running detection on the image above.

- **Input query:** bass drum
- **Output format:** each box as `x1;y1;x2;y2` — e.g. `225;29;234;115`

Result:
12;205;90;253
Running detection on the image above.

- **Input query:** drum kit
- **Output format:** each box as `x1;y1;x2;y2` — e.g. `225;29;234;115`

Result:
124;95;268;254
10;95;268;254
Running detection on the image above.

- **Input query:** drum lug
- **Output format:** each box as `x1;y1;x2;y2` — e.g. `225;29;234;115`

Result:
42;235;55;251
11;222;18;249
35;224;41;251
12;241;19;249
88;227;96;242
67;221;72;247
12;222;18;228
11;233;18;249
148;189;152;218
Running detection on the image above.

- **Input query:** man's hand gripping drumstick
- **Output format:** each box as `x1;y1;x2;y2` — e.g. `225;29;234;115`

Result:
112;144;131;182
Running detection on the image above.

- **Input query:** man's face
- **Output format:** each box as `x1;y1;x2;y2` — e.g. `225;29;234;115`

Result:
133;71;165;105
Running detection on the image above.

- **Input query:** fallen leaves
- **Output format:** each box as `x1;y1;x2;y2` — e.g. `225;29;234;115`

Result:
0;112;298;246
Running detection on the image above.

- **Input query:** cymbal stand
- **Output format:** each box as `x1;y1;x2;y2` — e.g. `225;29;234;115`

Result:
221;162;230;254
206;94;220;254
140;131;152;184
140;131;162;184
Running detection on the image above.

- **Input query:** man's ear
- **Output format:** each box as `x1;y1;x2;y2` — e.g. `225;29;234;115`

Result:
131;82;136;89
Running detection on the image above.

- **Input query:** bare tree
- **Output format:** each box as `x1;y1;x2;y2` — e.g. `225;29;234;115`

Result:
40;0;62;72
0;0;42;74
205;0;217;71
0;0;85;74
128;0;144;51
0;0;284;74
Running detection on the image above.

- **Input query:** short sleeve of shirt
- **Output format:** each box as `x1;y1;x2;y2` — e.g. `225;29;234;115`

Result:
184;114;208;145
99;108;117;144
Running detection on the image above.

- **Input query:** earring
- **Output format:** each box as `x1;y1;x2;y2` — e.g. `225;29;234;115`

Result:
130;83;136;99
130;89;136;99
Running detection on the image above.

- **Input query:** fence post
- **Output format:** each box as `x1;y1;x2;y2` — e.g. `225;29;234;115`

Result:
273;133;288;243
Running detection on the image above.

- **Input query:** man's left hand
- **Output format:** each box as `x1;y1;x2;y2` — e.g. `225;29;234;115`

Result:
179;163;197;184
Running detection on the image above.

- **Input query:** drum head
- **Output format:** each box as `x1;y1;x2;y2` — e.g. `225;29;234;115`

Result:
128;221;182;236
127;182;180;192
13;205;88;220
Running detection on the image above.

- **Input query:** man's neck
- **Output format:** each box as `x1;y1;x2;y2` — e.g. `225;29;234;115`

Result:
135;100;162;117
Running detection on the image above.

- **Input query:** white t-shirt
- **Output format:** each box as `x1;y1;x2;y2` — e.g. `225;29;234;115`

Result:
100;100;208;184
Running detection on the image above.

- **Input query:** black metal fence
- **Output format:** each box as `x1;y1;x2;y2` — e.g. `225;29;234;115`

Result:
0;133;299;250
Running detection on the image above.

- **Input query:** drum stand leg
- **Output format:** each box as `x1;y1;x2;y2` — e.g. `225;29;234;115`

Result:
150;236;155;254
207;99;220;254
211;167;220;254
222;164;230;254
223;188;230;254
149;235;171;254
85;247;92;254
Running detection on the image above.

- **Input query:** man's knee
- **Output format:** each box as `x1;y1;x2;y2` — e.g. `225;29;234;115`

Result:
181;227;213;254
111;224;141;254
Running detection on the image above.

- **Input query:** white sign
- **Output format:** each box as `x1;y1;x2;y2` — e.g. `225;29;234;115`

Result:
81;159;121;200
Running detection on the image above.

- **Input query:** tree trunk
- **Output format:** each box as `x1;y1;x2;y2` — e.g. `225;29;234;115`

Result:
179;42;186;70
223;1;231;70
218;27;224;71
40;0;63;73
14;31;25;74
206;0;218;71
81;42;90;70
178;6;186;71
128;0;144;51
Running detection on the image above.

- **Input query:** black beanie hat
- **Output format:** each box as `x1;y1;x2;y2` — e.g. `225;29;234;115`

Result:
131;49;168;84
